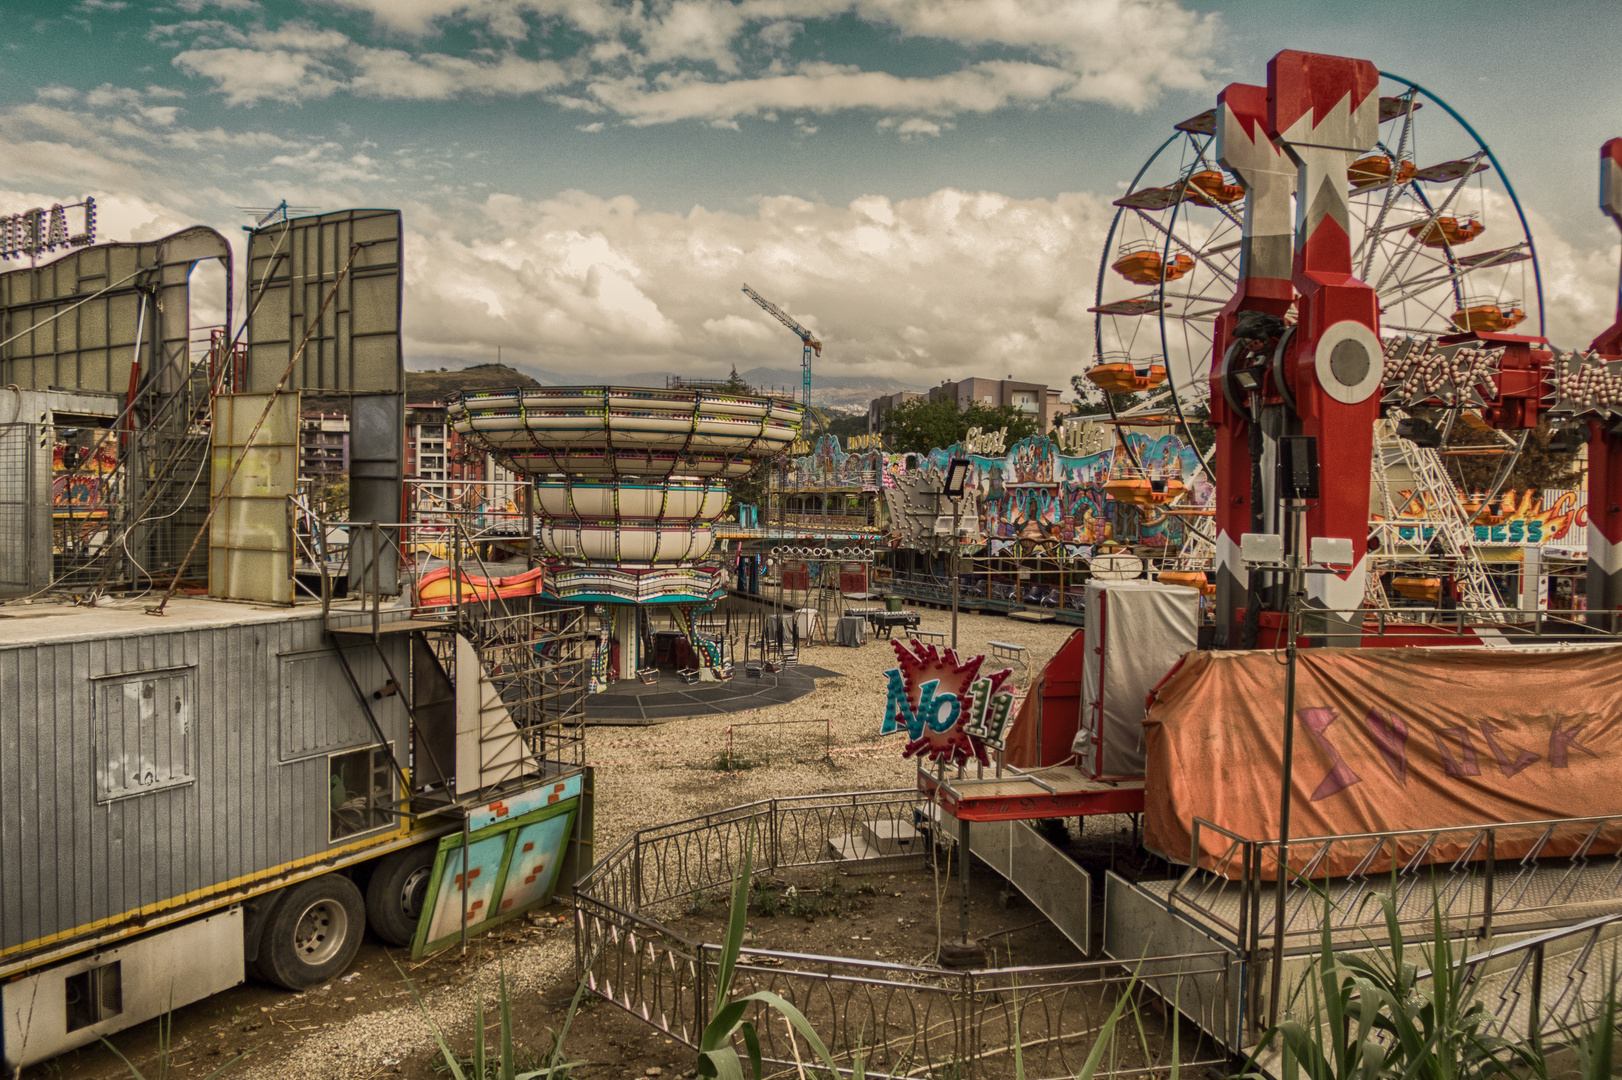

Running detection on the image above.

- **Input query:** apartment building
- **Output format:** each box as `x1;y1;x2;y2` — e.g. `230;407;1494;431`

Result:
929;377;1064;432
866;378;1064;438
405;402;521;518
298;413;350;475
866;390;923;434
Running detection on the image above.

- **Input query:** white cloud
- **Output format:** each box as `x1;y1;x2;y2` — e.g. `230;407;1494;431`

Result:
348;47;572;99
173;0;259;10
170;20;574;104
853;0;1216;109
589;60;1074;126
397;186;1114;390
1525;214;1618;349
165;0;1218;122
173;46;343;105
758;20;801;49
638;0;748;72
878;115;954;139
311;0;583;39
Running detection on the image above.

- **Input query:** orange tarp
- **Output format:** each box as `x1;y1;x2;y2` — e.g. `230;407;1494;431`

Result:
1143;646;1622;878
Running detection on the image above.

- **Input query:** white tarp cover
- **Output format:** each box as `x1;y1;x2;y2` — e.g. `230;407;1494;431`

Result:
1073;580;1199;778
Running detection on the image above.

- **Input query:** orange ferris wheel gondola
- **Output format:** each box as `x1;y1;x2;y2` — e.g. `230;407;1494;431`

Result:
1158;570;1215;595
1111;240;1194;286
1183;170;1244;205
1349;154;1417;189
1104;474;1186;506
1408;216;1485;248
1450;298;1526;333
1085;358;1168;394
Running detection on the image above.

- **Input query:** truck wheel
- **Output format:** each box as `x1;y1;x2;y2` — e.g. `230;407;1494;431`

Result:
366;844;437;947
257;874;366;990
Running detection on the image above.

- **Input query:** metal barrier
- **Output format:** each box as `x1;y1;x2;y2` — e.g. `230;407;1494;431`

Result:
1444;911;1622;1047
1168;814;1622;1037
575;791;1233;1079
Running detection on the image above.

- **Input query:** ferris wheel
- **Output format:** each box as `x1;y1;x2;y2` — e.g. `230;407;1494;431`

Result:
1086;73;1543;504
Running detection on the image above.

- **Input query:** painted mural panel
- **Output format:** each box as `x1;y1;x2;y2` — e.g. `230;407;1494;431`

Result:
787;428;1211;554
412;797;580;957
1375;487;1588;550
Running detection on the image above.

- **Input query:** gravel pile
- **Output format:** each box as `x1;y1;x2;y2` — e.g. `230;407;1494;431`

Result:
234;610;1081;1080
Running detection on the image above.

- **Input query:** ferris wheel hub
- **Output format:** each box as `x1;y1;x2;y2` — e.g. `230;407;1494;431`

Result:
1314;321;1385;404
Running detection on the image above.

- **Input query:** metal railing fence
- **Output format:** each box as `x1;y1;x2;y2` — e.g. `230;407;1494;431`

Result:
574;791;1233;1079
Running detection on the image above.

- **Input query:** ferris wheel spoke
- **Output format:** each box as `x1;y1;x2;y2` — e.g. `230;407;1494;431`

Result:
1130;209;1239;288
1161;291;1239;306
1189;247;1242;283
1374;246;1481;297
1377;261;1481;310
1371;152;1488;295
1387;287;1461;335
1177;133;1249;234
1357;96;1423;275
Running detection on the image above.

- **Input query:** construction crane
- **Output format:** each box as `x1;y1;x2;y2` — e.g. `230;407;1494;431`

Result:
742;283;821;405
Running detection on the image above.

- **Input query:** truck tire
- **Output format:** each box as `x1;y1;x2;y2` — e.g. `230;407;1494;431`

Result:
257;874;366;990
365;844;437;947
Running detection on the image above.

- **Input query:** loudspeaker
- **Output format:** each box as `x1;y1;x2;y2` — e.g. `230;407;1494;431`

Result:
1277;435;1319;500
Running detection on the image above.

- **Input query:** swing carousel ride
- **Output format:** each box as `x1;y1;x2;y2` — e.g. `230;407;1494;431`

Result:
445;385;803;685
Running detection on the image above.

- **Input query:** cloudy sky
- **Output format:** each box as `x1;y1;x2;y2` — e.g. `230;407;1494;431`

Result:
3;0;1621;394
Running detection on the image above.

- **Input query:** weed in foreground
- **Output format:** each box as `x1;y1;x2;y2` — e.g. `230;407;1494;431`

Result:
1239;883;1621;1080
397;955;587;1080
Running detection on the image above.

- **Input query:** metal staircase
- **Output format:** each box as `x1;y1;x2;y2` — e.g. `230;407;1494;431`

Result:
1377;418;1504;613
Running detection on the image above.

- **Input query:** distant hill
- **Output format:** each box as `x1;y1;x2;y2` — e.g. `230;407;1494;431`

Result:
385;360;925;410
594;365;924;407
301;363;542;413
405;363;542;402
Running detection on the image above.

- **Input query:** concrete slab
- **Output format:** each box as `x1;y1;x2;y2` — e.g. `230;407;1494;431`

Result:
583;663;842;725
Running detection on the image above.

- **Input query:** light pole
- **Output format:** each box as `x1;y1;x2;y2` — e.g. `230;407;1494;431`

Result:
943;457;971;651
1269;497;1306;1028
1266;435;1320;1028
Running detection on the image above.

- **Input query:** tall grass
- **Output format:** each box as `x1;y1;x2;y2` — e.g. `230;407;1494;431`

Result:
398;953;587;1080
695;819;842;1080
1244;886;1619;1080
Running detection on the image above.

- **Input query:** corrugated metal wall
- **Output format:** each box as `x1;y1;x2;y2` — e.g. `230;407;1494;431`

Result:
0;612;409;955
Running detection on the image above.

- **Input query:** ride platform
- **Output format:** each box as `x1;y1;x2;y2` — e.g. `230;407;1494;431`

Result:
918;763;1145;822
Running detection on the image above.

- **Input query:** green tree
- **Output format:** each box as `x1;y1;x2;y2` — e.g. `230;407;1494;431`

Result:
1062;379;1135;419
881;395;1040;455
1059;380;1214;457
824;412;868;443
1449;417;1583;496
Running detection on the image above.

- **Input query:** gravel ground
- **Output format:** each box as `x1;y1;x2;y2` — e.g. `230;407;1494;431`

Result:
58;610;1083;1080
